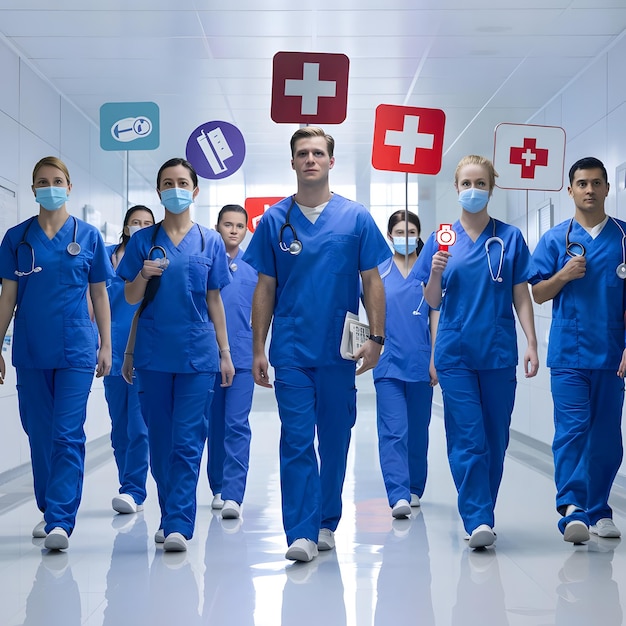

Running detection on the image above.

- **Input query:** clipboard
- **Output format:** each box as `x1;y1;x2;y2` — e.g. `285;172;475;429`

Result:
340;312;370;360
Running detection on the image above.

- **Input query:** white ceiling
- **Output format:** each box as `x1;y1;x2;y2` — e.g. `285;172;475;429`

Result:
1;0;626;204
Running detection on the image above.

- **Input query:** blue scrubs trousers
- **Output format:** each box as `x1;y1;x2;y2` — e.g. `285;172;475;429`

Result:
137;370;214;539
551;368;624;524
104;374;149;505
207;368;254;504
375;378;433;507
438;367;516;534
16;367;94;535
274;364;357;545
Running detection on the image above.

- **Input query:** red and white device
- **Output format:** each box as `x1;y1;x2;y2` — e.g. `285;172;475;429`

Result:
436;224;456;251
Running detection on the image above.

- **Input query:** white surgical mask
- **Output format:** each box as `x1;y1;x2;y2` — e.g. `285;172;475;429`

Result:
128;224;142;237
458;188;490;213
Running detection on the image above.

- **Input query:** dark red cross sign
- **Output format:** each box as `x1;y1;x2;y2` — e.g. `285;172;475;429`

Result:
509;138;549;179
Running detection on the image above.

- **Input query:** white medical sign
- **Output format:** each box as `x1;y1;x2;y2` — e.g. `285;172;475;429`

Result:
493;123;566;191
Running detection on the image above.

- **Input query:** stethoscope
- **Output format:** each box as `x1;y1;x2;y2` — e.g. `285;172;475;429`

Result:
14;215;80;277
147;221;205;268
565;217;626;279
484;219;505;283
279;196;303;255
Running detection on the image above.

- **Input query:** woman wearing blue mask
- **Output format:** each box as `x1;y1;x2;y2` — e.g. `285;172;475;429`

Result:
415;155;539;549
104;205;155;516
0;156;113;551
374;210;439;519
117;158;234;552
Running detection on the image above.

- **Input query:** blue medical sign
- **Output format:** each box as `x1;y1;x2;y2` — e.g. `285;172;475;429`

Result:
185;121;246;180
100;102;160;151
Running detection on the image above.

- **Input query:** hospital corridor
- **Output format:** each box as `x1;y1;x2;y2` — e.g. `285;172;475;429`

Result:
0;376;624;625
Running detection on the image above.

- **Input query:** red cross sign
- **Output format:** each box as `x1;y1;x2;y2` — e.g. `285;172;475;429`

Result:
493;123;566;191
271;52;349;124
244;197;285;232
371;104;446;175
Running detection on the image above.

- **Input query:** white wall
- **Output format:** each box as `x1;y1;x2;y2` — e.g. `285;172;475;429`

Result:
508;35;626;473
0;40;152;477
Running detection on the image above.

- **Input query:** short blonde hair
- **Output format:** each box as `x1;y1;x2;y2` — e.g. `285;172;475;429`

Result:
32;156;71;185
290;127;335;158
454;155;498;191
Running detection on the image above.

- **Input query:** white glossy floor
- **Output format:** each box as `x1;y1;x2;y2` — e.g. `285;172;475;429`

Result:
1;376;625;626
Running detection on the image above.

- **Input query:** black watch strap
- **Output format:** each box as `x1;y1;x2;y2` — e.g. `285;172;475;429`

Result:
369;335;385;346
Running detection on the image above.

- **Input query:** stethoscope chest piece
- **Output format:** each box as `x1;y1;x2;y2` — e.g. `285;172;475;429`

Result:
67;241;81;256
288;240;302;255
617;263;626;279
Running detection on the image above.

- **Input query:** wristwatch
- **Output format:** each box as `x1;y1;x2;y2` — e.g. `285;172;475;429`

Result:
368;335;385;346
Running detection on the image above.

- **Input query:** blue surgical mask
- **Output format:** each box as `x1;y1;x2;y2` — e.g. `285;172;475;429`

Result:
392;236;418;255
160;188;194;214
35;186;68;211
458;188;490;213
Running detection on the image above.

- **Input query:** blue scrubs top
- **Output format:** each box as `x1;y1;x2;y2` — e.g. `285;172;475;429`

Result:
531;217;626;369
222;250;257;370
242;194;391;367
106;244;140;377
415;219;533;370
116;223;231;374
373;257;432;383
0;215;113;369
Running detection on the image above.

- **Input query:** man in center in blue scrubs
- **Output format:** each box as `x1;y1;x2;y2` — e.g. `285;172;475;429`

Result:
243;126;391;562
532;156;626;544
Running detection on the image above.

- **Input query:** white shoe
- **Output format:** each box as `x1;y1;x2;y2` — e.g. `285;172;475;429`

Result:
163;532;187;552
468;524;495;549
112;493;144;514
410;494;421;507
154;528;165;544
317;528;335;551
221;500;241;519
590;518;621;538
285;538;318;562
211;493;224;510
32;519;47;539
563;520;590;544
44;527;69;551
392;499;411;519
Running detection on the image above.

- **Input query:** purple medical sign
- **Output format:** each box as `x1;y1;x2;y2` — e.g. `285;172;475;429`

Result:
185;121;246;180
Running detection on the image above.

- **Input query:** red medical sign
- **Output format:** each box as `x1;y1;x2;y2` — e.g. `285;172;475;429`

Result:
271;51;349;124
244;197;284;232
372;104;445;175
436;224;456;252
493;123;566;191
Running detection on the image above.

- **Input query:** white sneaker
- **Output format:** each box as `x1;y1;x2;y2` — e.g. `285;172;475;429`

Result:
392;499;411;519
285;538;318;562
410;494;421;507
44;527;69;551
32;519;47;538
154;528;165;544
163;532;187;552
211;493;224;510
112;493;144;514
317;528;335;551
468;524;495;549
563;520;590;544
590;518;621;538
221;500;241;519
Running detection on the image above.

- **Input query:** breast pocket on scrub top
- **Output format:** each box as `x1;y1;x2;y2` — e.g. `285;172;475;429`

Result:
60;254;89;285
328;234;359;275
188;255;212;295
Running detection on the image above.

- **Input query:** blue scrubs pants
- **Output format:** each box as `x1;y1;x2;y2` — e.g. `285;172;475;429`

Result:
274;364;357;545
375;378;433;506
438;367;516;534
16;367;94;535
137;370;214;539
551;368;624;523
207;368;254;504
104;374;149;505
